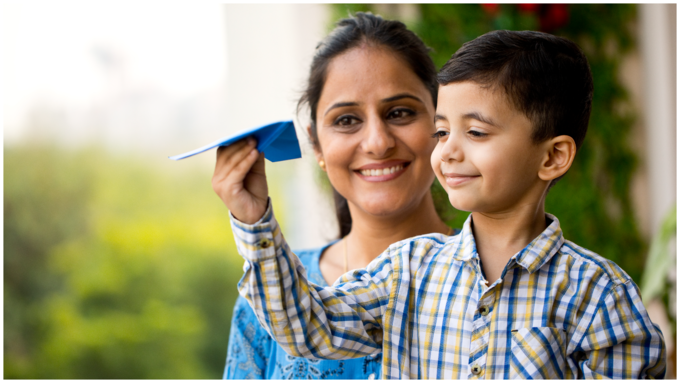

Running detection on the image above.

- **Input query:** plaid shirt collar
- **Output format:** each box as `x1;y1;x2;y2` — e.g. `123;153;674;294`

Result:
452;213;565;275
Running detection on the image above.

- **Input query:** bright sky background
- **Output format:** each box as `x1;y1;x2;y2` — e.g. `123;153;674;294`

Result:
2;1;227;142
1;1;336;249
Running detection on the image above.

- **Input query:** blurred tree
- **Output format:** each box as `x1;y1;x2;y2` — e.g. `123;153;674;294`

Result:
5;145;95;377
333;3;647;283
4;145;245;378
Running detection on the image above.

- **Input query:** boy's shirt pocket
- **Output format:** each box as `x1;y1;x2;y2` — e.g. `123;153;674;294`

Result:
509;327;568;379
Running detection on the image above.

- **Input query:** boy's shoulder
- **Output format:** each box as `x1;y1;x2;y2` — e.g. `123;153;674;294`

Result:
386;231;454;252
556;238;633;287
380;231;461;266
376;226;633;290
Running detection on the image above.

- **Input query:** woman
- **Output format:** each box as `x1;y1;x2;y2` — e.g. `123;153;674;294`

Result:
219;12;456;379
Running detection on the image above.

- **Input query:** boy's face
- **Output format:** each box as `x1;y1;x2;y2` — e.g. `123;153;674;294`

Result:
431;81;548;214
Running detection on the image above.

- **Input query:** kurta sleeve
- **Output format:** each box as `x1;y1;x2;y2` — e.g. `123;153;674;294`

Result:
223;296;272;379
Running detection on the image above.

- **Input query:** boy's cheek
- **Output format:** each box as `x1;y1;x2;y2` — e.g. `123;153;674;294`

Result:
430;147;441;174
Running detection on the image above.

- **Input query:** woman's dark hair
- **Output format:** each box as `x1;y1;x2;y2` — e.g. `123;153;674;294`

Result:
297;12;438;239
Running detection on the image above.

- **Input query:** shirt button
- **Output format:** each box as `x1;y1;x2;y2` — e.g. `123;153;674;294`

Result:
471;364;483;376
368;373;376;380
257;238;272;249
479;306;490;316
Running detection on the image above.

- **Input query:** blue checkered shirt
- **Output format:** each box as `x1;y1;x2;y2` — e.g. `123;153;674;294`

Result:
231;202;666;379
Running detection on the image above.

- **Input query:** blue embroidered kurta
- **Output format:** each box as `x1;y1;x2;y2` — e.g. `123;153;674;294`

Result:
223;243;382;379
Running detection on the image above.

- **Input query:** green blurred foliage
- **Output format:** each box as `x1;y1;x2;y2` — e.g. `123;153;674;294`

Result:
4;145;248;378
333;4;646;283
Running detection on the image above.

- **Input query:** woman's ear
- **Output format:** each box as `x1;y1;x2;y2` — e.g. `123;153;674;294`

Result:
307;124;325;169
538;135;576;181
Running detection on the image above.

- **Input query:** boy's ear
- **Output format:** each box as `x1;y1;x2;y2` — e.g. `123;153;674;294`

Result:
538;135;577;182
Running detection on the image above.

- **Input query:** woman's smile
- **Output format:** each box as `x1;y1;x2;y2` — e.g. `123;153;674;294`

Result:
355;161;410;182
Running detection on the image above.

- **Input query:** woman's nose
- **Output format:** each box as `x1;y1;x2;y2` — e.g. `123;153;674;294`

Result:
360;117;395;157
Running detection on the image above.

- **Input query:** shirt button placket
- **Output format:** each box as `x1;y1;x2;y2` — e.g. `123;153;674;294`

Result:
471;364;484;378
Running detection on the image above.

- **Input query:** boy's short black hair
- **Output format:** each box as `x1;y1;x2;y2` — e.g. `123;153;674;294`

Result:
438;30;593;152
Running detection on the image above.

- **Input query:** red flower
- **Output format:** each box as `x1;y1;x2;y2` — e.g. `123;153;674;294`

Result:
517;3;541;13
481;3;500;15
540;4;569;31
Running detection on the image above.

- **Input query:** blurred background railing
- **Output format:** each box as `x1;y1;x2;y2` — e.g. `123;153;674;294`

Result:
3;3;676;378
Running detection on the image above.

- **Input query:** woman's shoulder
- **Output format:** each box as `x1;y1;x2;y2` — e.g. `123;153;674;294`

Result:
293;240;338;287
294;247;324;267
293;240;340;266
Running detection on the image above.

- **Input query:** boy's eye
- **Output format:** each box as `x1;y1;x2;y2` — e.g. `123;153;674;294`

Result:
467;129;487;138
430;130;449;141
334;115;360;126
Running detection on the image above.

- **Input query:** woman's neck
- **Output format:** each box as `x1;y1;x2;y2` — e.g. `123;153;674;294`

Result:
344;193;450;268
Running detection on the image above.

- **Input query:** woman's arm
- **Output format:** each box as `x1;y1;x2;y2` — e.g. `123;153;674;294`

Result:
230;200;392;360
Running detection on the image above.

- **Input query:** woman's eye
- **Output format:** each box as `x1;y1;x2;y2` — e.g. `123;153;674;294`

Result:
430;130;449;141
387;108;414;120
334;115;359;126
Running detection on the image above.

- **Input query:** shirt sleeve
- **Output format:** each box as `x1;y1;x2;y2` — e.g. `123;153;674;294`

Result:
223;296;272;379
577;281;666;379
229;200;393;360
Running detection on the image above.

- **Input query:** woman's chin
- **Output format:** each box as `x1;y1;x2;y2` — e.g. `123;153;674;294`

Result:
353;196;417;218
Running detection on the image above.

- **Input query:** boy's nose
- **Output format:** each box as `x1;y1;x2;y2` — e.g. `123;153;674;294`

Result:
439;135;464;162
360;117;395;157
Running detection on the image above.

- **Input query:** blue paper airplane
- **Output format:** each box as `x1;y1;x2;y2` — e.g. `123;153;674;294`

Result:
169;120;301;162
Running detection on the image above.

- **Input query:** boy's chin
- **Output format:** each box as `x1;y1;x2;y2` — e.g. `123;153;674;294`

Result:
447;196;474;213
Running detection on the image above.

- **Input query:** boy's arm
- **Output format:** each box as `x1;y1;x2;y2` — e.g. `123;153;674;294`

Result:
577;281;666;379
230;201;391;360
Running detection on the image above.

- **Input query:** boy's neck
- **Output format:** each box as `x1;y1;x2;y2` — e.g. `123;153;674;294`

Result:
470;201;548;284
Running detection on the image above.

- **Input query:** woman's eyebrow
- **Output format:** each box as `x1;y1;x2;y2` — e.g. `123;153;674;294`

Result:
323;93;423;116
324;102;359;116
381;93;423;104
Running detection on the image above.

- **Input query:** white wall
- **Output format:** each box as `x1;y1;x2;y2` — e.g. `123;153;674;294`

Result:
223;4;337;250
639;4;677;235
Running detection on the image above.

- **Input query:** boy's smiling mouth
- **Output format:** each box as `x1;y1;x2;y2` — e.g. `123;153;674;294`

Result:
355;161;410;182
442;172;480;187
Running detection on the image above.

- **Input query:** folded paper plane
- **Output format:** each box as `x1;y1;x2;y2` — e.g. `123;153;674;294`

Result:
169;120;301;162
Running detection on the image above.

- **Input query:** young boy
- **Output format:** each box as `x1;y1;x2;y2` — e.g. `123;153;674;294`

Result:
214;30;666;379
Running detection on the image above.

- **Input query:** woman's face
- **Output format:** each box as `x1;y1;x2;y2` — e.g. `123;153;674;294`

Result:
314;45;437;219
